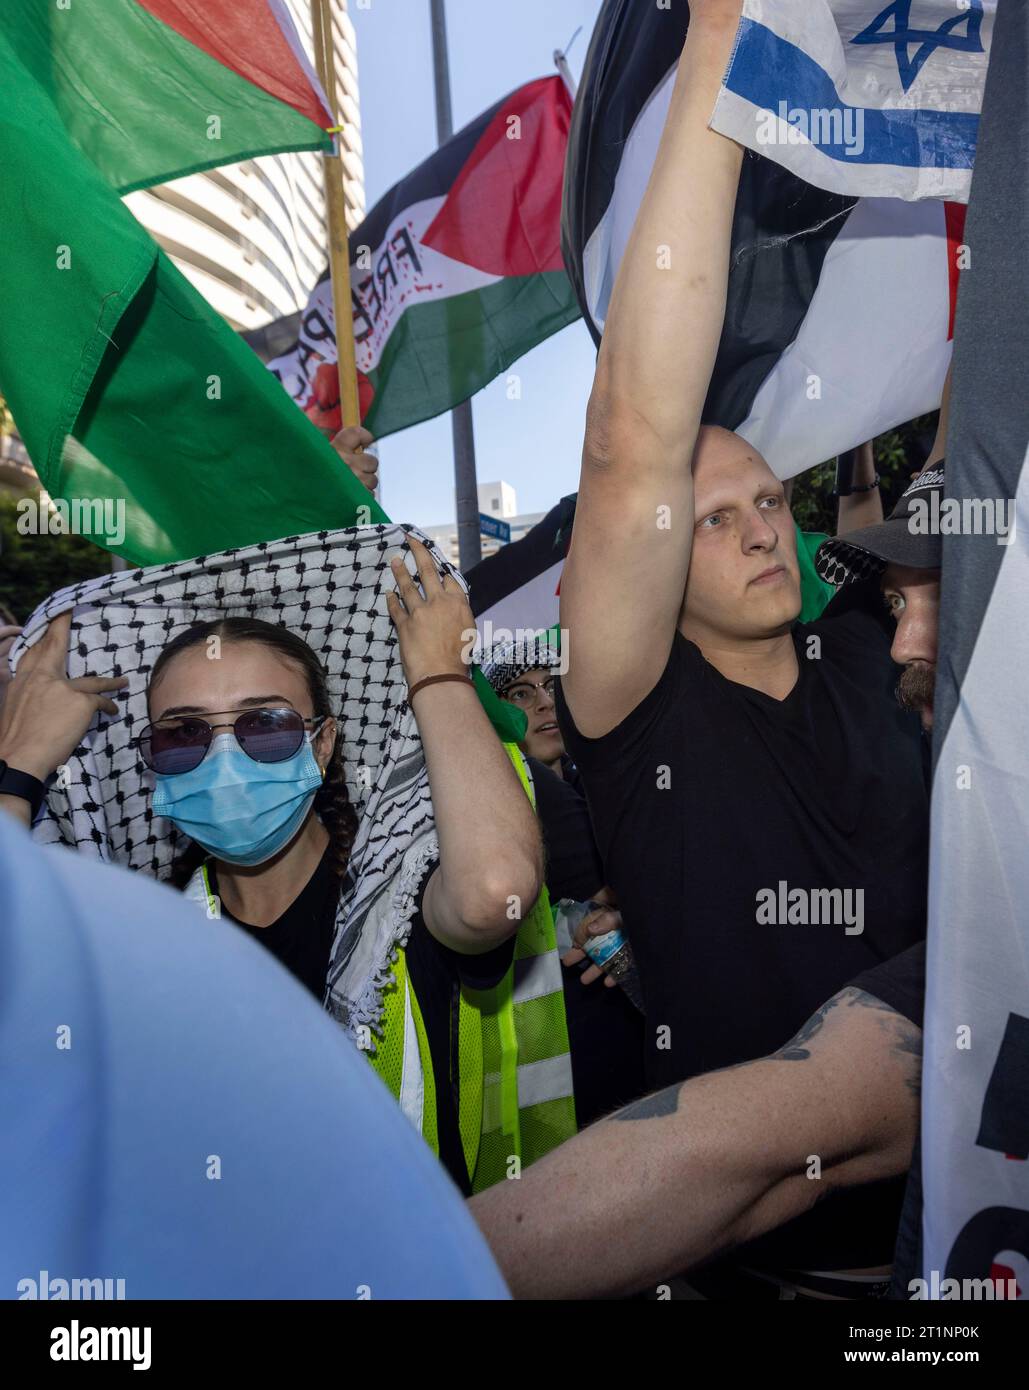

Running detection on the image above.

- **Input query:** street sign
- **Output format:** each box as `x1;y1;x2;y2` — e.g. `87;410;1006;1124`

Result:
479;513;511;543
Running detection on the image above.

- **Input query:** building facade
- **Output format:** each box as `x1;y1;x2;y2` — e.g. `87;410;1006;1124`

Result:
420;482;546;567
123;0;364;333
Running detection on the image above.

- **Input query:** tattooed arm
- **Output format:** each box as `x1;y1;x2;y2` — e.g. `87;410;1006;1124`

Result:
469;987;921;1300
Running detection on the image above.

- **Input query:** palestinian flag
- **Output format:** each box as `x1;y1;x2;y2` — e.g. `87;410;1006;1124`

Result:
468;494;834;642
920;0;1029;1296
563;0;971;481
250;76;581;438
0;8;381;568
3;0;332;193
468;495;576;640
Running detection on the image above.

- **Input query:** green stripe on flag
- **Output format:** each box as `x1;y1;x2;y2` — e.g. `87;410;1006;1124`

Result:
4;0;330;194
0;26;384;568
363;271;580;439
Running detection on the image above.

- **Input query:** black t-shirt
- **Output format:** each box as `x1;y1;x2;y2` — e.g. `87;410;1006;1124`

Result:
214;849;514;1195
851;941;926;1028
555;591;930;1271
218;852;340;1001
554;586;930;1092
526;756;605;901
526;756;647;1125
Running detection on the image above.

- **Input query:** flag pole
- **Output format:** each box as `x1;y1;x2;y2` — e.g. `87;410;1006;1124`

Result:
311;0;361;429
429;0;481;571
553;26;581;99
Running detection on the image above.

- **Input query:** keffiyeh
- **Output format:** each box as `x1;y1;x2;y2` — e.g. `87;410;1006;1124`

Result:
10;524;457;1044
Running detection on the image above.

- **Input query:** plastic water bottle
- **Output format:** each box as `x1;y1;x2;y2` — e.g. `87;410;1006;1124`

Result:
556;899;644;1011
582;925;645;1011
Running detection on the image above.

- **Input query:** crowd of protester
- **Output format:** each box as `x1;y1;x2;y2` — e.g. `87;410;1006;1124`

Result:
2;3;948;1300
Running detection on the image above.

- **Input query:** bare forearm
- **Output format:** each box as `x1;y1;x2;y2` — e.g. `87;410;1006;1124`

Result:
414;681;541;948
471;988;920;1298
837;441;883;534
925;365;951;468
591;13;743;460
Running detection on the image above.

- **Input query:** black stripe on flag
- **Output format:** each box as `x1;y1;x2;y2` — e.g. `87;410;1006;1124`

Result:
467;494;577;618
563;0;855;429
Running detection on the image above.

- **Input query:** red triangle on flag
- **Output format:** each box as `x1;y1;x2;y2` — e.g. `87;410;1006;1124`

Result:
423;77;571;278
136;0;332;131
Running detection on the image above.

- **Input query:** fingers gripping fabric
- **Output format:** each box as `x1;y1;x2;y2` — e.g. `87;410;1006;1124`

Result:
9;524;456;1043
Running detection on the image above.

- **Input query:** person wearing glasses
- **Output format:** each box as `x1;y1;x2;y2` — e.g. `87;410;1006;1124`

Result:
0;536;543;1197
482;636;647;1127
481;636;573;783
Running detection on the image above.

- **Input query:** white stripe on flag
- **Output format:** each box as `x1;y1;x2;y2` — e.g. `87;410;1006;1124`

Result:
581;65;676;333
922;444;1029;1283
266;196;500;394
737;196;952;479
268;0;333;127
476;559;564;646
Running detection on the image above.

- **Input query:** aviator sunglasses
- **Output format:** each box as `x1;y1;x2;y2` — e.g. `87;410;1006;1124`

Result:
138;708;327;776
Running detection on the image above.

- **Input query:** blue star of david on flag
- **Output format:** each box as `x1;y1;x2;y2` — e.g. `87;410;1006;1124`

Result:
851;0;985;93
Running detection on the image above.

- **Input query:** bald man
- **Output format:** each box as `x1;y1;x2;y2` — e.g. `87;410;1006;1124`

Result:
553;4;930;1291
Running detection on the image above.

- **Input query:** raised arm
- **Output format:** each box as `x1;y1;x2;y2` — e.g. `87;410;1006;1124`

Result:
470;985;921;1299
560;4;744;738
387;537;542;955
835;441;884;535
923;364;951;471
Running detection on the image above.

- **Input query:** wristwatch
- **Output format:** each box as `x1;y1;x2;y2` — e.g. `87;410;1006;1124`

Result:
0;758;46;819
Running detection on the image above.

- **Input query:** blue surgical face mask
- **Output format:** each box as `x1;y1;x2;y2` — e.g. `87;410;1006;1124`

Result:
152;733;324;867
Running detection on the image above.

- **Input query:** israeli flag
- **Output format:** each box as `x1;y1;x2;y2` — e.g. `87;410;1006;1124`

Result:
710;0;996;200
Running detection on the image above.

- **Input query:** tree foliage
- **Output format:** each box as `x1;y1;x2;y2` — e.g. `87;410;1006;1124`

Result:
0;492;111;623
790;413;939;536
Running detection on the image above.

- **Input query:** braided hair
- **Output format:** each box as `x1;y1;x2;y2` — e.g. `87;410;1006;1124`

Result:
147;618;359;889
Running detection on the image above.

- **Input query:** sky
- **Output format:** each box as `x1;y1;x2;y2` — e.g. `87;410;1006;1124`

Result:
350;0;603;528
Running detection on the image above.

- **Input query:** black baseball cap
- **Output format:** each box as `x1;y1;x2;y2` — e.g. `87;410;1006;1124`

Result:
815;463;945;587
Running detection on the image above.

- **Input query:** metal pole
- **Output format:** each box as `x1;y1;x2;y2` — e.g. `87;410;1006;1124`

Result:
552;47;578;99
429;0;481;570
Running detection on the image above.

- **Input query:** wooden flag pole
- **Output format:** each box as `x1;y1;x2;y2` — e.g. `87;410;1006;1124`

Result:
311;0;361;429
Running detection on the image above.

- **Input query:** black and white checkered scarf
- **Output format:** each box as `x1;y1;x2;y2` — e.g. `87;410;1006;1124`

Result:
10;524;455;1045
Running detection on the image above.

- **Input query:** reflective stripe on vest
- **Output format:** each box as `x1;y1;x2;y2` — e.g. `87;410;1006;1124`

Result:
467;743;577;1194
366;944;438;1155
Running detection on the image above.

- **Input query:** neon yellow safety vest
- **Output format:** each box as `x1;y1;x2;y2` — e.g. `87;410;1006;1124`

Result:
184;742;577;1187
465;744;578;1191
364;742;577;1188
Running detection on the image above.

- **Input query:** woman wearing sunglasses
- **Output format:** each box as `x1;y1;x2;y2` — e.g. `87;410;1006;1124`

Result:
0;537;544;1195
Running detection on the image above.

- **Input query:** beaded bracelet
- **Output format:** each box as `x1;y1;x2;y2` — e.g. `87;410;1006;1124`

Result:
832;472;880;498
